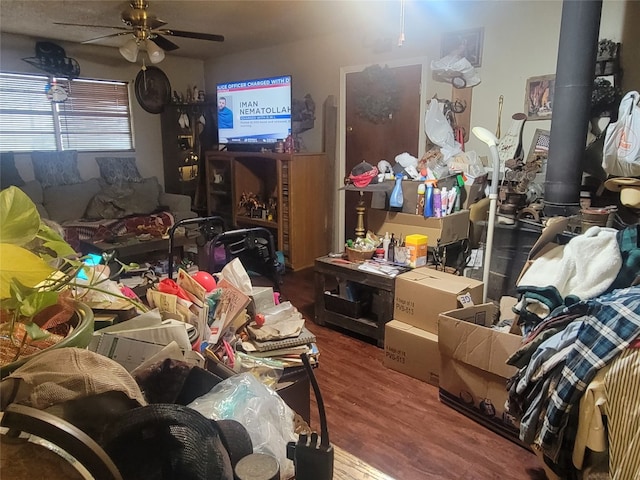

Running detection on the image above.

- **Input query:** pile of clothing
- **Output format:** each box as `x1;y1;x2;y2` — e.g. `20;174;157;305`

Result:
505;224;640;479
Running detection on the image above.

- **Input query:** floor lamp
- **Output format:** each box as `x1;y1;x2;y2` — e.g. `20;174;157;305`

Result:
472;126;500;303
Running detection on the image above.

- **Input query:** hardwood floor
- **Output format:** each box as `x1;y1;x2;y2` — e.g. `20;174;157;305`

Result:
279;267;548;480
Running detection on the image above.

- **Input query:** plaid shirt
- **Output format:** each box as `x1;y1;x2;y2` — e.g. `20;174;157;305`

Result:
538;285;640;460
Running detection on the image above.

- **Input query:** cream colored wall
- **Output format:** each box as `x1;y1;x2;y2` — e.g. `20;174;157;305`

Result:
204;0;627;157
0;2;631;197
202;0;629;249
0;32;206;187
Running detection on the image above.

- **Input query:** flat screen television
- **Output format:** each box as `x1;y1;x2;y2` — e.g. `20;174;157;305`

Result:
216;74;292;151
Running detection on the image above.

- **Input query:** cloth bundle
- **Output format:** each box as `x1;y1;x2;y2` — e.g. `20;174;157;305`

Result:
515;226;622;330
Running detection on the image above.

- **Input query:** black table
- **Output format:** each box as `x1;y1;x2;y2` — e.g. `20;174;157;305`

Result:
314;256;396;347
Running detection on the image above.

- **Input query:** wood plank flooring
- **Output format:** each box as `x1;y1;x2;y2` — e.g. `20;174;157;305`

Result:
279;268;548;480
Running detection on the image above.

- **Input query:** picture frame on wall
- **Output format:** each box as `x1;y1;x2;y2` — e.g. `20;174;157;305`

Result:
526;128;551;174
525;74;555;120
440;27;484;67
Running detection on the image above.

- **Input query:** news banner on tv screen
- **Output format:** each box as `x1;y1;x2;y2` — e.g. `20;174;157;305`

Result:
217;75;292;143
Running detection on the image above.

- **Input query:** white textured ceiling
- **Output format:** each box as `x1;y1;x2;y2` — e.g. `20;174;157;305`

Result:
0;0;397;60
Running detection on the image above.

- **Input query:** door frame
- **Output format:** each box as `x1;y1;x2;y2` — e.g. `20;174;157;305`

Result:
335;57;430;252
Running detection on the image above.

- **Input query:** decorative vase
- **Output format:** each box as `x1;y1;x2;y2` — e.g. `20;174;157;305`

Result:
0;301;95;378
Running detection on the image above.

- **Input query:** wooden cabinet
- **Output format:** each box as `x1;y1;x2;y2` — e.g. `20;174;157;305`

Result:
204;152;235;227
205;151;331;271
160;103;217;211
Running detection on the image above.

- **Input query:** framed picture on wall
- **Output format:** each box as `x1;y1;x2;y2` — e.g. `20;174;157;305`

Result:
440;27;484;67
526;128;550;174
525;74;555;120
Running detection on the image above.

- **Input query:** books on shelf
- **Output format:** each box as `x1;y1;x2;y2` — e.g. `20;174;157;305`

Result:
246;325;317;352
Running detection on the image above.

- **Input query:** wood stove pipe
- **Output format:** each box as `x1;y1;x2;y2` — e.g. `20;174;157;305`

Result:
543;0;603;217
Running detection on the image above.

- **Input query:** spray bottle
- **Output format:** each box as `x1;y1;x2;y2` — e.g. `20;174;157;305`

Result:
390;173;404;209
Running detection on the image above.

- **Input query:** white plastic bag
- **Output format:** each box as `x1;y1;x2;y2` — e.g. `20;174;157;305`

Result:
425;100;455;148
430;54;481;88
602;90;640;177
188;372;297;480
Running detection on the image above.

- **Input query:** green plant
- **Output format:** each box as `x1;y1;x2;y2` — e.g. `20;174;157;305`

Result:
591;77;621;117
0;186;146;366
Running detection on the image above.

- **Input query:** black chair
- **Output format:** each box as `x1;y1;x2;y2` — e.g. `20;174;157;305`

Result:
167;216;226;279
207;227;282;292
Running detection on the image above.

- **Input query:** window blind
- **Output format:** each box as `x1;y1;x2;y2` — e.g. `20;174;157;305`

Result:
0;72;133;152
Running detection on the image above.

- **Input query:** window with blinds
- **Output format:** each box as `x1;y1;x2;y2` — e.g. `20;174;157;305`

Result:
0;72;133;152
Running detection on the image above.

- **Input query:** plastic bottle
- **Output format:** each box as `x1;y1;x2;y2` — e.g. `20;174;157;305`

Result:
433;186;442;218
389;173;404;209
382;232;391;261
454;174;464;212
441;187;448;217
389;233;396;263
416;183;426;215
424;181;434;218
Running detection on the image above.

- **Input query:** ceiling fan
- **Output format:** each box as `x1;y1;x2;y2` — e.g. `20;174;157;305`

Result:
54;0;224;64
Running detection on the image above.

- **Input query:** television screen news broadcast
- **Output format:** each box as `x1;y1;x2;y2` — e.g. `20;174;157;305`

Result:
216;75;292;148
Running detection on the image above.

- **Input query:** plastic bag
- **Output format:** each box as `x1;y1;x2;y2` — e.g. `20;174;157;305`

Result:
425;100;455;148
188;372;297;479
602;90;640;177
430;54;481;88
219;257;253;295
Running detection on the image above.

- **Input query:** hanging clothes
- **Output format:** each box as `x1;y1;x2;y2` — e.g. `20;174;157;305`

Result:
537;286;640;461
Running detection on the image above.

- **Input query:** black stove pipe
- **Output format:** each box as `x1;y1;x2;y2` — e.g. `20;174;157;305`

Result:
544;0;603;217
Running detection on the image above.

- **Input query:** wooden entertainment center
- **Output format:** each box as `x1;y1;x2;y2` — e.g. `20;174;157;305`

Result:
204;151;331;271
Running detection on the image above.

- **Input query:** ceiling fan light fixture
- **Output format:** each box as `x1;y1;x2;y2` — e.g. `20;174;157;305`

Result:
119;38;139;62
146;40;165;64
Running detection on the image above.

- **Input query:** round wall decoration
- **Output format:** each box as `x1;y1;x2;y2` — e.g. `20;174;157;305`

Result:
134;66;171;114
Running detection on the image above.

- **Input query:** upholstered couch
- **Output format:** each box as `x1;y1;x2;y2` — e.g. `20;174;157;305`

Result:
2;152;195;247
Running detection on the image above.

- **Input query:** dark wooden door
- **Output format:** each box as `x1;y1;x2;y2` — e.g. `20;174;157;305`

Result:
344;64;422;241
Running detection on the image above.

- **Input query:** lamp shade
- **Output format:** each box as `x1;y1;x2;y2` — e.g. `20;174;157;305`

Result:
472;126;498;147
119;39;139;63
146;40;165;64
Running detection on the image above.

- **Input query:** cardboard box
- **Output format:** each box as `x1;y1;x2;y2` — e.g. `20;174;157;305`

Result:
393;267;483;334
438;303;525;445
405;234;428;268
368;209;469;248
383;320;440;386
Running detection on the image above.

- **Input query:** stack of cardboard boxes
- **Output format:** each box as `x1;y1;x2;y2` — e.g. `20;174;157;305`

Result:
383;268;483;386
384;219;568;445
383;266;526;444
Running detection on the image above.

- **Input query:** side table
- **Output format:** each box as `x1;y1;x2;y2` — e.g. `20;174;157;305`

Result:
314;256;395;347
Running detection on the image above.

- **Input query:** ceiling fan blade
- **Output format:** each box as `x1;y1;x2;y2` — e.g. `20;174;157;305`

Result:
150;35;180;52
53;22;129;31
157;29;224;42
81;32;133;44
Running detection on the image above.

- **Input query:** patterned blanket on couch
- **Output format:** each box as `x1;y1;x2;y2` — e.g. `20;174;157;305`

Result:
63;212;175;250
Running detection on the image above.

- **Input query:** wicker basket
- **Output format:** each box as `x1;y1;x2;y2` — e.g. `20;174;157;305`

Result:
345;246;375;262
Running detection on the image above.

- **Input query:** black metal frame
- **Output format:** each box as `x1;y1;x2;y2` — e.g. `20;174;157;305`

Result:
167;216;226;279
207;227;282;292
